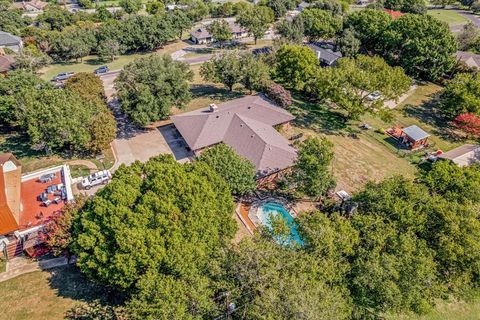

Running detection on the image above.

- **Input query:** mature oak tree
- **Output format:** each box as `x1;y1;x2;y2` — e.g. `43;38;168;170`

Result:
306;55;411;119
115;54;193;126
237;5;274;44
199;143;257;196
72;156;237;317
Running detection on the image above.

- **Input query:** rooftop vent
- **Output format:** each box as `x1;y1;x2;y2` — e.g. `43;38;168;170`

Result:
209;104;218;112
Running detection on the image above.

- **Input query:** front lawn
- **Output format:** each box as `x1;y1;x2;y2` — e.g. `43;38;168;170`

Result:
427;9;469;26
39;40;190;81
0;266;111;320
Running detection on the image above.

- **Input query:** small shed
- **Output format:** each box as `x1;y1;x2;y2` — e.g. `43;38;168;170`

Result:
400;125;430;150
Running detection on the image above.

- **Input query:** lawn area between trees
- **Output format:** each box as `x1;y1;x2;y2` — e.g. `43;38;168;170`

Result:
427;9;470;26
284;82;464;193
0;266;111;320
1;266;480;320
39;40;190;81
0;130;115;174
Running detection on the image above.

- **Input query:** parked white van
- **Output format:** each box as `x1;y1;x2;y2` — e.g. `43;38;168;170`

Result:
80;170;111;190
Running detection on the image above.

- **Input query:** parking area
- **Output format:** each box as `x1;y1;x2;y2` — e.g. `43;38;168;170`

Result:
112;124;193;170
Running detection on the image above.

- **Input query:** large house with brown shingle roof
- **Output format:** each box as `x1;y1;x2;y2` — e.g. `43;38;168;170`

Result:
171;95;297;180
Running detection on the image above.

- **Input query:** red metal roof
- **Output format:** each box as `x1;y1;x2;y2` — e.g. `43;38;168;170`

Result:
383;9;403;19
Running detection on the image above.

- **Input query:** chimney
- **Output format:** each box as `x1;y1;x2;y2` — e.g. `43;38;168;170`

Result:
209;103;218;112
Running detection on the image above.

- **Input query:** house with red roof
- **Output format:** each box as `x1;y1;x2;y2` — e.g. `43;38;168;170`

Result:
0;153;74;259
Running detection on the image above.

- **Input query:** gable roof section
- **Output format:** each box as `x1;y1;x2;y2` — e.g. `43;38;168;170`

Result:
0;31;22;46
223;114;297;175
403;125;430;141
190;21;246;40
172;95;295;150
172;95;297;175
438;144;480;166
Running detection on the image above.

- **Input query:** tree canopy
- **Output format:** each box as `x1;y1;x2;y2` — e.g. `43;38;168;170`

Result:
344;9;392;53
200;50;269;92
306;55;411;119
379;14;457;81
274;44;319;91
287;137;336;199
439;72;480;118
300;8;342;41
237;5;274;44
115;54;193;126
199;143;257;196
73;155;237;316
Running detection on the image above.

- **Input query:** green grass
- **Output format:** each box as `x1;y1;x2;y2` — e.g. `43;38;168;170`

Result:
40;53;146;81
0;266;110;320
427;9;470;26
0;257;6;273
385;298;480;320
70;164;93;178
40;40;190;80
0;129;115;174
361;82;465;158
286;96;417;193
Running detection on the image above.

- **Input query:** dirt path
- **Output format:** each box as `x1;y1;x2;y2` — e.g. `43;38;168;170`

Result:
66;160;98;171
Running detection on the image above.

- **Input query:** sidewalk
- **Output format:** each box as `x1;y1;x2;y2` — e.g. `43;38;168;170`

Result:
0;256;70;283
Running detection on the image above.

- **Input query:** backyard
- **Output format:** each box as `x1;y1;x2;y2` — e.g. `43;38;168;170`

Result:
285;82;464;193
0;266;111;320
0;129;115;174
1;265;479;320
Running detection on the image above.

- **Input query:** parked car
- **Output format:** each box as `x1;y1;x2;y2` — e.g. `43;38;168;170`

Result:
80;170;112;190
52;72;74;82
367;91;382;101
94;66;109;74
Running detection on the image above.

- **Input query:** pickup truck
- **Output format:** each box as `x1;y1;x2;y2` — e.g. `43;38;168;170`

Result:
52;72;74;82
80;170;112;190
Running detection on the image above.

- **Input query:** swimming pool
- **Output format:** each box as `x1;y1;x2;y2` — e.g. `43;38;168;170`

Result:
256;202;303;246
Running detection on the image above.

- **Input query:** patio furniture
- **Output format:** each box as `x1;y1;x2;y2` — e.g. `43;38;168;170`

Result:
39;173;55;183
53;197;62;204
43;199;52;207
38;192;48;202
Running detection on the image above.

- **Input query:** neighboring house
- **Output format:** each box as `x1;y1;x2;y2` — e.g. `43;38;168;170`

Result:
0;153;74;260
0;54;15;74
438;144;480;167
387;125;430;150
0;31;23;53
11;0;48;13
307;42;343;67
383;8;403;19
456;51;480;70
171;95;297;182
189;21;248;44
400;125;430;150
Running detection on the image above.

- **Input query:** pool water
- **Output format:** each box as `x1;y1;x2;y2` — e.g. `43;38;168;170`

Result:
257;202;303;246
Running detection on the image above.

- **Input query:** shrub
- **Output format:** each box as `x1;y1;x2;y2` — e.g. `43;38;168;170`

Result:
264;82;293;108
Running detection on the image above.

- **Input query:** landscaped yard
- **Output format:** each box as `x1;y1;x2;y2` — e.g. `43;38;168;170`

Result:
427;9;469;26
0;266;110;320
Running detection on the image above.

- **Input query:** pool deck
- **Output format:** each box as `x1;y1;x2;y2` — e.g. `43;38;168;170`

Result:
235;198;298;235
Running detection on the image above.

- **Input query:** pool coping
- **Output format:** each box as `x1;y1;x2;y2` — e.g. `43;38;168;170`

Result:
247;197;298;228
